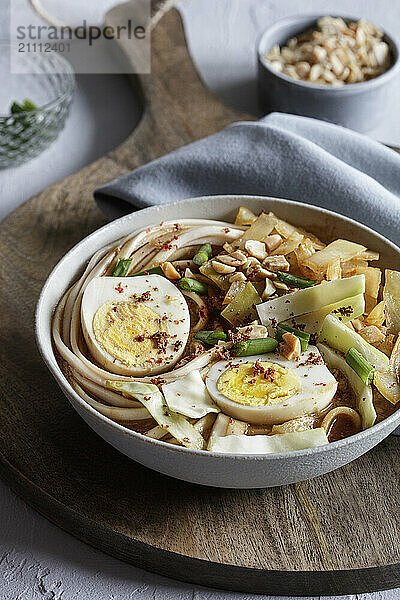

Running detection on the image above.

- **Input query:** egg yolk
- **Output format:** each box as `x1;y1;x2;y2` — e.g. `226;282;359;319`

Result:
93;301;166;367
217;361;301;407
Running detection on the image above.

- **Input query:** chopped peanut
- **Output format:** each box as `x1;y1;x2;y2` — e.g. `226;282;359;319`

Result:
245;240;267;261
229;271;247;283
237;324;270;339
245;257;261;278
246;257;275;280
161;261;180;280
264;17;391;86
351;318;363;332
263;255;290;272
218;251;247;267
279;332;301;360
212;260;236;274
377;333;395;357
262;278;276;299
264;234;282;253
255;267;275;280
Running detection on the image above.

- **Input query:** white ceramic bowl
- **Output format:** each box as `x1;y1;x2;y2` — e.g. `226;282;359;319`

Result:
36;196;400;488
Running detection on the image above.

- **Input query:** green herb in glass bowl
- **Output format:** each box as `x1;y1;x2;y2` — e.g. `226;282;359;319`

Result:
0;45;75;167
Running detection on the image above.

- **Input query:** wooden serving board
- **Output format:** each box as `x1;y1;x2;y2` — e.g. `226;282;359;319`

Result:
0;2;399;596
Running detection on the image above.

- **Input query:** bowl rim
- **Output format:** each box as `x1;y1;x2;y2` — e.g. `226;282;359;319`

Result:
257;13;400;93
0;41;75;118
35;195;400;461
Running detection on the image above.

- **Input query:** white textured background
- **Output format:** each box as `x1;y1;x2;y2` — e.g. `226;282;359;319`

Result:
1;1;400;598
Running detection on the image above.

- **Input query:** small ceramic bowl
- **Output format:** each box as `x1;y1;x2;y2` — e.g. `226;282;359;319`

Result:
36;196;400;489
257;15;400;132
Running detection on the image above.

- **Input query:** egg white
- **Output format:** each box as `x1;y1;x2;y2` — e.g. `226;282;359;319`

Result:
205;346;337;425
81;275;190;376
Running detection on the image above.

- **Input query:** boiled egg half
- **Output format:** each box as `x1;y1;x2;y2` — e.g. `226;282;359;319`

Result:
206;346;337;424
81;275;190;376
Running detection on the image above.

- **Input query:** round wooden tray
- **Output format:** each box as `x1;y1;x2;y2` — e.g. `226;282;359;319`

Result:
0;4;399;596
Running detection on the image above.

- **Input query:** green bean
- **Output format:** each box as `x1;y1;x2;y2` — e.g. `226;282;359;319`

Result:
231;337;278;357
178;277;208;295
277;271;318;288
193;243;212;267
194;330;228;345
129;266;164;277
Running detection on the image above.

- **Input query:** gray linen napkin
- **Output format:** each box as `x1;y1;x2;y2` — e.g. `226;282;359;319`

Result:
95;112;400;247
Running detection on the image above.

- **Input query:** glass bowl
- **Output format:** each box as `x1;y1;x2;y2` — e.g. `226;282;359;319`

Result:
0;43;75;167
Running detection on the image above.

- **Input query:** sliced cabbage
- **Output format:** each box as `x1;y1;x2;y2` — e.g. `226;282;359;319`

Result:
349;266;381;313
374;370;400;405
319;314;389;371
342;258;368;276
271;415;315;434
162;370;220;418
226;418;247;435
199;262;231;291
318;343;376;429
289;293;364;335
294;239;315;275
374;333;400;405
271;213;325;250
383;270;400;334
325;257;341;281
193;413;217;436
221;282;262;325
232;213;276;249
358;266;381;299
304;240;366;275
271;231;303;256
235;206;257;226
359;250;379;261
208;428;328;454
365;300;385;327
223;280;246;305
207;413;230;449
257;275;365;335
107;381;205;449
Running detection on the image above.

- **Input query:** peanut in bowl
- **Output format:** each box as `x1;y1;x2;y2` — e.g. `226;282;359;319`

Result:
257;14;400;132
265;17;391;87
